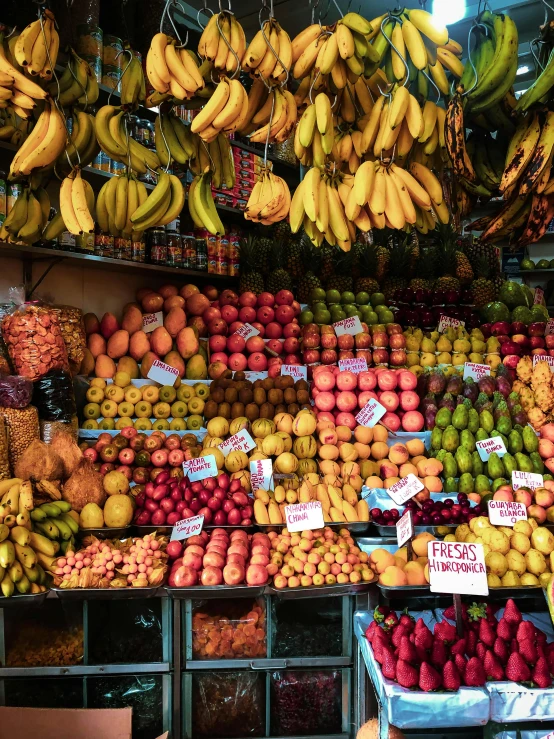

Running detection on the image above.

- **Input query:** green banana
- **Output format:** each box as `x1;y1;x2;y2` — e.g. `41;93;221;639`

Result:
54;517;73;541
22;564;39;583
8;560;23;583
55;501;72;514
15;574;31;594
36;519;60;540
60;513;79;535
40;502;63;518
517;47;554;112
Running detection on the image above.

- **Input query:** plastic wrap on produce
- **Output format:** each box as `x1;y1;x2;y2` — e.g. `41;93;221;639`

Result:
270;669;342;736
485;721;554;738
32;370;77;422
88;675;163;739
192;599;266;660
0;376;33;408
192;671;264;737
354;611;490;728
361;489;478;511
87;600;163;664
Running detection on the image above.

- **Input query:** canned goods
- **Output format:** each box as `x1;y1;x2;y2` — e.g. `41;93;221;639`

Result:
166;218;180;233
60;231;76;250
208;257;217;274
206;234;218;256
166;231;182;267
228;259;240;277
227;239;239;260
147;227;167;264
94;232;114;258
80;54;102;83
101;66;121;90
182;234;196;269
76;23;103;62
103;35;123;67
7;183;23;215
114;236;131;260
110;159;125;176
75;233;94;253
215;256;227;275
131;240;145;262
92;151;109;171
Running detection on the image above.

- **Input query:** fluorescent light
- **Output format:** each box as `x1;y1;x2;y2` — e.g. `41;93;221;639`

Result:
517;65;530;75
432;0;466;26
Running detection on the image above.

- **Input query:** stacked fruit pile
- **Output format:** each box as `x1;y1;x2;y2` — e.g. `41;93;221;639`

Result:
515;358;554;431
369;534;435;587
301;322;406;369
369;493;479;529
403;326;489;371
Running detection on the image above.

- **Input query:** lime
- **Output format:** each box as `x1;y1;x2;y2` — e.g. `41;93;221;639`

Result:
355;291;370;305
314;309;331;325
341;291;355;304
375;304;387;314
381;310;394;324
365;311;379;325
310;287;326;301
299;310;314;325
370;292;386;306
342;303;356;312
345;305;359;317
326;289;341;304
311;300;327;312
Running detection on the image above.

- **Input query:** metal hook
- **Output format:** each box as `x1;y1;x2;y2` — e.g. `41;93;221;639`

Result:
311;0;320;24
263;87;276;167
160;0;181;42
308;69;322;105
200;137;216;172
530;37;545;72
156;112;173;173
110;48;133;105
542;0;554;23
380;16;410;87
197;4;214;30
462;22;488;97
329;0;344;19
215;12;241;79
258;15;291;87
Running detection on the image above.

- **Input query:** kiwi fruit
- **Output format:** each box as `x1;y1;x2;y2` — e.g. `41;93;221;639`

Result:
203;400;219;419
297;389;310;404
245;403;260;420
268;388;283;405
217;402;231;419
253;387;266;405
283;388;297;404
225;387;238;404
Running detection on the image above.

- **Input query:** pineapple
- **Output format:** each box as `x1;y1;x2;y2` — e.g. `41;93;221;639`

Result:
470;277;496;307
320;242;335;284
432;224;462;292
297;239;323;302
380;236;414;299
354;242;380;295
324;248;353;293
238;235;265;295
285;237;304;279
256;234;272;276
464;236;501;276
409;245;436;290
266;240;293;293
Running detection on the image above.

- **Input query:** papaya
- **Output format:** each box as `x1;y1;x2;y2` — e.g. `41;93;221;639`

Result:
530;451;544;475
431;427;443;450
460;429;476;453
455;447;473;474
443;452;458;478
475;428;488;442
468;408;480;434
471;451;483;477
488;452;505;479
523;426;539;453
442;426;459;452
501;453;516;476
496;416;512;436
515;452;534;473
491;477;508;492
436;408;452;429
508;430;523;455
458;473;474;493
479;410;494;433
452;405;469;430
444;477;458;493
475;474;491;494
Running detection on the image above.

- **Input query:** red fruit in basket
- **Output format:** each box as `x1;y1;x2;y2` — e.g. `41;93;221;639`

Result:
227;508;242;526
442;661;461;691
466;629;477;657
151;509;166;526
497;618;513;641
464;656;486;687
414;625;433;651
160;498;175;514
532;656;552;688
398;636;419;664
518;638;537;665
381;648;397;679
475;642;486;661
516;620;536;643
454;654;467;675
505;652;531;682
493;637;510;665
418;662;442;692
430;640;447;669
391;624;409;648
479;619;496;648
483;650;504;681
134;510;151;526
396;659;419;688
434;621;457;644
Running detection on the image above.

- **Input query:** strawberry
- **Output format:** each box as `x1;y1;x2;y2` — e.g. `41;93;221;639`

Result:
365;622;379;642
483;650;504;681
496;618;513;641
479;619;496;648
391;624;410;648
431;639;448;669
419;661;442;692
518;638;537;666
444;603;468;621
396;659;419;688
372;639;385;664
384;612;399;631
373;605;391;623
442;660;461;691
414;624;433;651
466;629;477;657
535;628;548;648
476;642;487;661
399;612;415;631
454;653;468;675
434;620;457;644
516;620;536;644
510;638;519;656
505;652;531;683
398;635;419;665
451;637;466;656
415;645;429;663
464;656;486;687
532;656;552;689
493;637;510;665
503;599;522;626
381;647;397;680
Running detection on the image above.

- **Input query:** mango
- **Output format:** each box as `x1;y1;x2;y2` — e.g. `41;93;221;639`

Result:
129;330;150;361
107;329;130;359
150;326;173;356
100;312;119;339
185;354;207;379
117;356;139;379
80;348;95;376
164;307;187;338
88;333;106;358
141;351;160;379
95;354;116;379
177;326;200;359
164;351;185;377
84;312;100;334
121;304;143;335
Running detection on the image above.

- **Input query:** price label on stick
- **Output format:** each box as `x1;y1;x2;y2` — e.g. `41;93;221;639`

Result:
333;316;362;336
535;286;545;305
512;470;544;491
396;509;414;548
463;362;491;381
170;514;204;541
355;398;386;428
142;312;163;333
438;316;465;333
338;357;368;374
386;474;424;506
218;429;256;456
147;359;179;386
428;540;489;596
546;319;554;336
280;364;307;380
183;455;218;482
233;323;260;340
284;501;324;533
250;458;274;491
476;437;507;461
487;500;527;526
533;355;554;370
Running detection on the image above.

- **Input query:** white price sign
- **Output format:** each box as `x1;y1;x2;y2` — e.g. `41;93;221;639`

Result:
170;514;204;541
428;540;488;597
250;458;274;492
333;316;363;336
183;455;218;481
476;437;507;461
284;501;324;533
535;286;545;305
545;319;554;336
281;364;307;380
234;323;260;340
396;509;414;548
438;316;465;333
218;429;256;456
142;312;164;333
463;362;491;381
533;355;554;370
488;500;527;526
386;474;424;506
512;470;544;491
355;398;386;428
147;359;180;386
338;357;368;374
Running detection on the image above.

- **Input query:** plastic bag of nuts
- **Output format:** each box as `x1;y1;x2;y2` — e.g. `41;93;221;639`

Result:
1;300;69;382
50;305;86;372
0;405;40;469
0;416;10;479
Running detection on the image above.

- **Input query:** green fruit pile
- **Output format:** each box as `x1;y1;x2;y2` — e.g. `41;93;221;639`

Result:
299;288;394;326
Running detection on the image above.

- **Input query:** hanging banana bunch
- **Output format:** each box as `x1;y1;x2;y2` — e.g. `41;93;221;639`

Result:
56;110;100;176
245;168;291;225
155;111;197;167
242;17;292;83
9;99;67;178
95;105;160;175
0;186;50;244
48;48;99;108
130;169;185;231
119;49;146;108
199;10;246;76
0;32;48;103
59;169;95;236
190;75;249;142
13;8;59;79
188;169;225;236
0;107;31;147
147;33;205;99
96;173;148;240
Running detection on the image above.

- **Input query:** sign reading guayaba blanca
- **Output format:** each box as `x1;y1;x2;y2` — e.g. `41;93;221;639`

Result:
147;359;179;386
476;437;507;462
338;357;368;374
218;429;256;457
280;364;307;380
428;540;489;596
386;474;424;506
438;316;465;333
396;509;414;548
142;312;163;333
355;398;386;427
463;362;491;381
284;501;324;533
487;500;527;526
333;316;362;336
170;514;204;541
233;323;260;340
183;455;217;482
512;470;544;491
250;458;273;492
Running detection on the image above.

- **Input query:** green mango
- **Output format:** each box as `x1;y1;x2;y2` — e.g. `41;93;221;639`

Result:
436;408;452;429
475;474;491;494
530;451;544;475
472;451;483;477
475;428;488;442
491;477;508;492
444;477;459;493
431;427;443;450
508;430;523;455
443;452;458;478
455;447;473;474
501;453;517;476
442;426;460;452
488;452;505;479
468;408;480;434
458;473;474;493
515;452;534;473
435;449;447;463
460;429;476;453
479;410;494;433
452;405;469;430
496;416;512;436
523;426;539;453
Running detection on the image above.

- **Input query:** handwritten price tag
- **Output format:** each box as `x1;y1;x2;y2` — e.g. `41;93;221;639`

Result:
183;455;218;482
476;437;507;461
170;514;204;541
533;355;554;370
281;364;307;380
147;359;180;386
396;509;414;548
338;357;368;374
234;323;260;340
250;458;273;492
488;500;527;526
218;429;256;457
142;312;164;333
463;362;491;381
355;398;386;428
546;319;554;336
438;316;465;333
386;474;424;506
428;540;488;596
512;470;544;491
284;501;324;533
333;316;363;336
535;286;545;305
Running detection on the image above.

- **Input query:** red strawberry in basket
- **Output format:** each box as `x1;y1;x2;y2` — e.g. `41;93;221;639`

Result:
398;635;419;665
431;639;448;669
493;637;510;665
419;662;442;692
442;660;461;691
518;638;538;666
483;650;504;681
384;612;399;631
476;642;487;661
391;624;410;648
466;629;478;657
535;628;548;649
381;647;397;680
365;622;379;642
454;653;468;675
399;612;415;631
503;599;522;626
464;657;486;687
516;620;536;644
414;624;433;651
396;659;419;688
444;603;468;621
479;619;496;648
434;620;457;644
451;637;466;656
505;652;531;683
496;618;513;641
532;656;552;689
